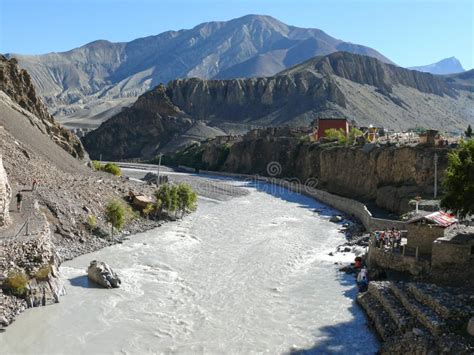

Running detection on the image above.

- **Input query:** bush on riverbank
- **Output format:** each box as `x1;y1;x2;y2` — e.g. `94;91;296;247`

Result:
91;161;122;176
35;265;52;281
154;183;197;218
4;271;29;297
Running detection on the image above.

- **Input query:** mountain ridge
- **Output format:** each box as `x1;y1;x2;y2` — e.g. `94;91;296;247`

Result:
82;51;474;161
7;15;393;124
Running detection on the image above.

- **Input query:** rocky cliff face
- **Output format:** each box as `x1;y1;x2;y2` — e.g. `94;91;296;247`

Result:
83;52;473;160
186;132;448;214
0;155;11;227
0;55;85;159
82;85;193;160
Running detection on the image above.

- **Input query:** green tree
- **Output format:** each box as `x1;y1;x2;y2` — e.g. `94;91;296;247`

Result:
177;183;198;217
169;185;179;217
324;128;347;145
465;124;473;138
105;199;126;237
348;127;364;145
440;139;474;218
155;183;172;218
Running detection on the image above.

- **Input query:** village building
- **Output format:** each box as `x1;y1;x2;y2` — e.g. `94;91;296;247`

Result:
314;117;349;140
406;211;458;255
419;129;440;146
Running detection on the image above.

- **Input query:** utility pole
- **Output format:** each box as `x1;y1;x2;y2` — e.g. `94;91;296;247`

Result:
156;153;163;185
434;153;438;198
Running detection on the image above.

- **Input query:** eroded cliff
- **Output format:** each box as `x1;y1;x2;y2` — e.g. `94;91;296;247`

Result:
0;55;85;159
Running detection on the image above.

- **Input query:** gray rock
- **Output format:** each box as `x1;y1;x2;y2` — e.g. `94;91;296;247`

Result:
468;317;474;336
87;260;121;289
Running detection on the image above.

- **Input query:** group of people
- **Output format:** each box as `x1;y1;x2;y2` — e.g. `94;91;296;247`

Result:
373;227;402;249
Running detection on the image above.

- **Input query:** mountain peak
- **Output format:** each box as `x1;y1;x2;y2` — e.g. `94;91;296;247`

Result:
409;57;465;75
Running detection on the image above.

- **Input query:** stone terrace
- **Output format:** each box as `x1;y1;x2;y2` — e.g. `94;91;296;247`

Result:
358;281;474;354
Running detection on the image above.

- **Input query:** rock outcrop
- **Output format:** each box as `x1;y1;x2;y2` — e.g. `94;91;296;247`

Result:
82;85;193;160
0;155;11;228
0;55;85;159
87;260;121;288
83;52;474;160
165;129;448;214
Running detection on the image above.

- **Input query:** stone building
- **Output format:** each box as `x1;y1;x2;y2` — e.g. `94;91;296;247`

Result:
432;226;474;268
406;211;457;254
0;155;11;228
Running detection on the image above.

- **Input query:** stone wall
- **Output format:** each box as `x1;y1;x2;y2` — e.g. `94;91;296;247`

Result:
407;224;447;254
432;239;474;267
0;155;11;228
367;244;431;276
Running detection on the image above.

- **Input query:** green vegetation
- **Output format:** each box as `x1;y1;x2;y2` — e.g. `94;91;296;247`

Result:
465;124;472;138
35;265;52;281
105;199;126;237
177;183;198;217
91;161;122;176
86;214;97;230
5;271;29;297
154;183;198;218
161;144;206;170
348;127;364;145
441;139;474;218
142;203;154;219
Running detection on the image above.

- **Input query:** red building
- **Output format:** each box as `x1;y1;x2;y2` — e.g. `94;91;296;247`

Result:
315;118;349;140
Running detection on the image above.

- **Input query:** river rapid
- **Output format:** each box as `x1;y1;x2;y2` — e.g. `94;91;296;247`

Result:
1;177;378;354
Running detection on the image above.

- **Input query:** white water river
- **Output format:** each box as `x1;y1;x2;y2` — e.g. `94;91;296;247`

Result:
1;178;378;354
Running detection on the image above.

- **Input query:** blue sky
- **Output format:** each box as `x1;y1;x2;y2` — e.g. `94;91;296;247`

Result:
0;0;472;69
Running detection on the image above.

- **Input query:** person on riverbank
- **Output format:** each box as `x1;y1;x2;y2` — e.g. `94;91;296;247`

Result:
16;191;23;212
357;266;368;292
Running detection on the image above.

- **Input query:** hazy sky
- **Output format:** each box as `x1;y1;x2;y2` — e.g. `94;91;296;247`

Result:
0;0;472;69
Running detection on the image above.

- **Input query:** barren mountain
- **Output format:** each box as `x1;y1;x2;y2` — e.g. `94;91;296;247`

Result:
0;55;85;159
409;57;465;75
8;15;392;125
82;52;474;161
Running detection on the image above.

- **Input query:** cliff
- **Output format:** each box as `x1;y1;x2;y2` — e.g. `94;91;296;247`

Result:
83;52;473;160
0;55;85;159
82;85;193;160
169;132;448;214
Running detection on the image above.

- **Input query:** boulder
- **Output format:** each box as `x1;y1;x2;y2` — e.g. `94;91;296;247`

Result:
87;260;121;288
468;317;474;336
330;215;343;223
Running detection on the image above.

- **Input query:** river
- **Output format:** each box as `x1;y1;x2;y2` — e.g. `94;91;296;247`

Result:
1;176;378;354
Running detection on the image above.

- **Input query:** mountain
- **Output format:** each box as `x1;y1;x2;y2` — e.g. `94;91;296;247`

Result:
0;55;85;159
82;52;474;161
7;15;393;126
409;57;465;75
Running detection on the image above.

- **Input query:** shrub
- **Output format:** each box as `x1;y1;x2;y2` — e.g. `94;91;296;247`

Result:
86;214;97;230
103;163;122;176
5;271;29;297
35;265;52;281
91;161;122;176
177;183;198;217
91;160;102;170
105;199;126;236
